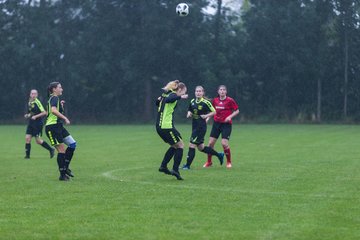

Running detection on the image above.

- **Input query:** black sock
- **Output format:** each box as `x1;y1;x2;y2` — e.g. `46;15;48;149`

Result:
173;148;183;172
57;153;66;175
202;146;219;156
65;147;75;170
41;141;52;151
186;147;196;166
161;147;176;168
25;143;31;157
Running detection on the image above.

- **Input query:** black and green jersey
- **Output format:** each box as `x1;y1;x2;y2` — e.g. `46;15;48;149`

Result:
46;95;64;126
27;98;45;124
156;90;181;129
188;98;215;126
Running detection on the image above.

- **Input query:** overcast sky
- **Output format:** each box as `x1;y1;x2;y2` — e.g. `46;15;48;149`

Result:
203;0;243;15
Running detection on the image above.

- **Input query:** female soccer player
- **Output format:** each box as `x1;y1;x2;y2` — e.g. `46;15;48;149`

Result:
182;86;224;170
203;85;239;168
156;80;188;180
24;89;55;159
45;82;77;181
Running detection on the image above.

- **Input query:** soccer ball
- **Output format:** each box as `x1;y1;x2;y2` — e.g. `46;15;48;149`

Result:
176;3;189;17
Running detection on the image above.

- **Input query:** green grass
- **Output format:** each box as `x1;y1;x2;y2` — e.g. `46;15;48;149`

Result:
0;124;359;240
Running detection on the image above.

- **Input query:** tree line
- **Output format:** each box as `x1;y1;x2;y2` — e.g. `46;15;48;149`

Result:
1;0;359;124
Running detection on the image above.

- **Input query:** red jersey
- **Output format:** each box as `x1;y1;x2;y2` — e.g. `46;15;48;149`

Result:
212;96;239;124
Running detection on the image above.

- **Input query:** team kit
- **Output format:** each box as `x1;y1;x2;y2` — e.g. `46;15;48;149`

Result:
25;81;239;181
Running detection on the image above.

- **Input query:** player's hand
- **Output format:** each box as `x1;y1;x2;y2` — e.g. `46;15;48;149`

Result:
64;118;70;125
200;114;207;119
31;116;37;120
225;116;232;122
181;94;188;99
187;112;192;118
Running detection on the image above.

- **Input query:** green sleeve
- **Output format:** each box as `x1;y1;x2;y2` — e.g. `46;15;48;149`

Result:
204;99;215;112
35;99;45;112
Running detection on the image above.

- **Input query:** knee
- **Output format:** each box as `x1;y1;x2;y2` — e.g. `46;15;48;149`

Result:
221;140;229;149
189;143;197;149
63;135;76;149
69;142;77;149
56;144;66;153
175;141;184;149
208;138;216;148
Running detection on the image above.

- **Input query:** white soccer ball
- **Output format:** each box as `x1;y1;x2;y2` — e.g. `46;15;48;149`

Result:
176;3;189;17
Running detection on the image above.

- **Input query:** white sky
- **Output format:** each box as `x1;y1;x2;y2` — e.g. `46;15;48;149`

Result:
203;0;243;15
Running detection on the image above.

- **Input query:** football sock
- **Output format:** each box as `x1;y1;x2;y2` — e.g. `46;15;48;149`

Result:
41;141;52;151
25;143;31;157
202;146;219;156
207;153;212;163
224;147;231;162
186;147;196;166
161;147;176;168
57;153;66;175
65;147;75;169
173;148;183;172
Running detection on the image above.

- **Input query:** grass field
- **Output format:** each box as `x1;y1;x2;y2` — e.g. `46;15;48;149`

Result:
0;124;359;240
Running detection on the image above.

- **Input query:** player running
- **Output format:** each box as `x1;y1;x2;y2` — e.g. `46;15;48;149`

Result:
24;89;55;159
182;86;224;170
203;85;239;168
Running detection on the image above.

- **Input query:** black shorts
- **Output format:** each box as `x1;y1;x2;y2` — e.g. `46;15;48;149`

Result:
210;121;232;140
190;126;206;145
26;122;43;137
156;127;182;145
45;123;70;146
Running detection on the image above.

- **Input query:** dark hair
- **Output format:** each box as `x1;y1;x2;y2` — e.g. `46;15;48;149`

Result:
217;84;227;97
178;82;186;90
218;85;227;91
47;82;60;97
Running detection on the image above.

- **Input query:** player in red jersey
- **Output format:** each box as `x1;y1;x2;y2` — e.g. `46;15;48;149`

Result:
203;85;239;168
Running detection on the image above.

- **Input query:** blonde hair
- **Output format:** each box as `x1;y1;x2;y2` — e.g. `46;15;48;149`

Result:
162;80;180;91
195;85;204;92
196;85;210;100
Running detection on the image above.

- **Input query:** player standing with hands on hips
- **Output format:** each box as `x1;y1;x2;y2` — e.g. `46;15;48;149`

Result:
203;85;239;168
45;82;77;181
156;80;188;180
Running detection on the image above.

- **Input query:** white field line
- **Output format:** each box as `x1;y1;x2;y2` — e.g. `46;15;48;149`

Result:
100;168;358;200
